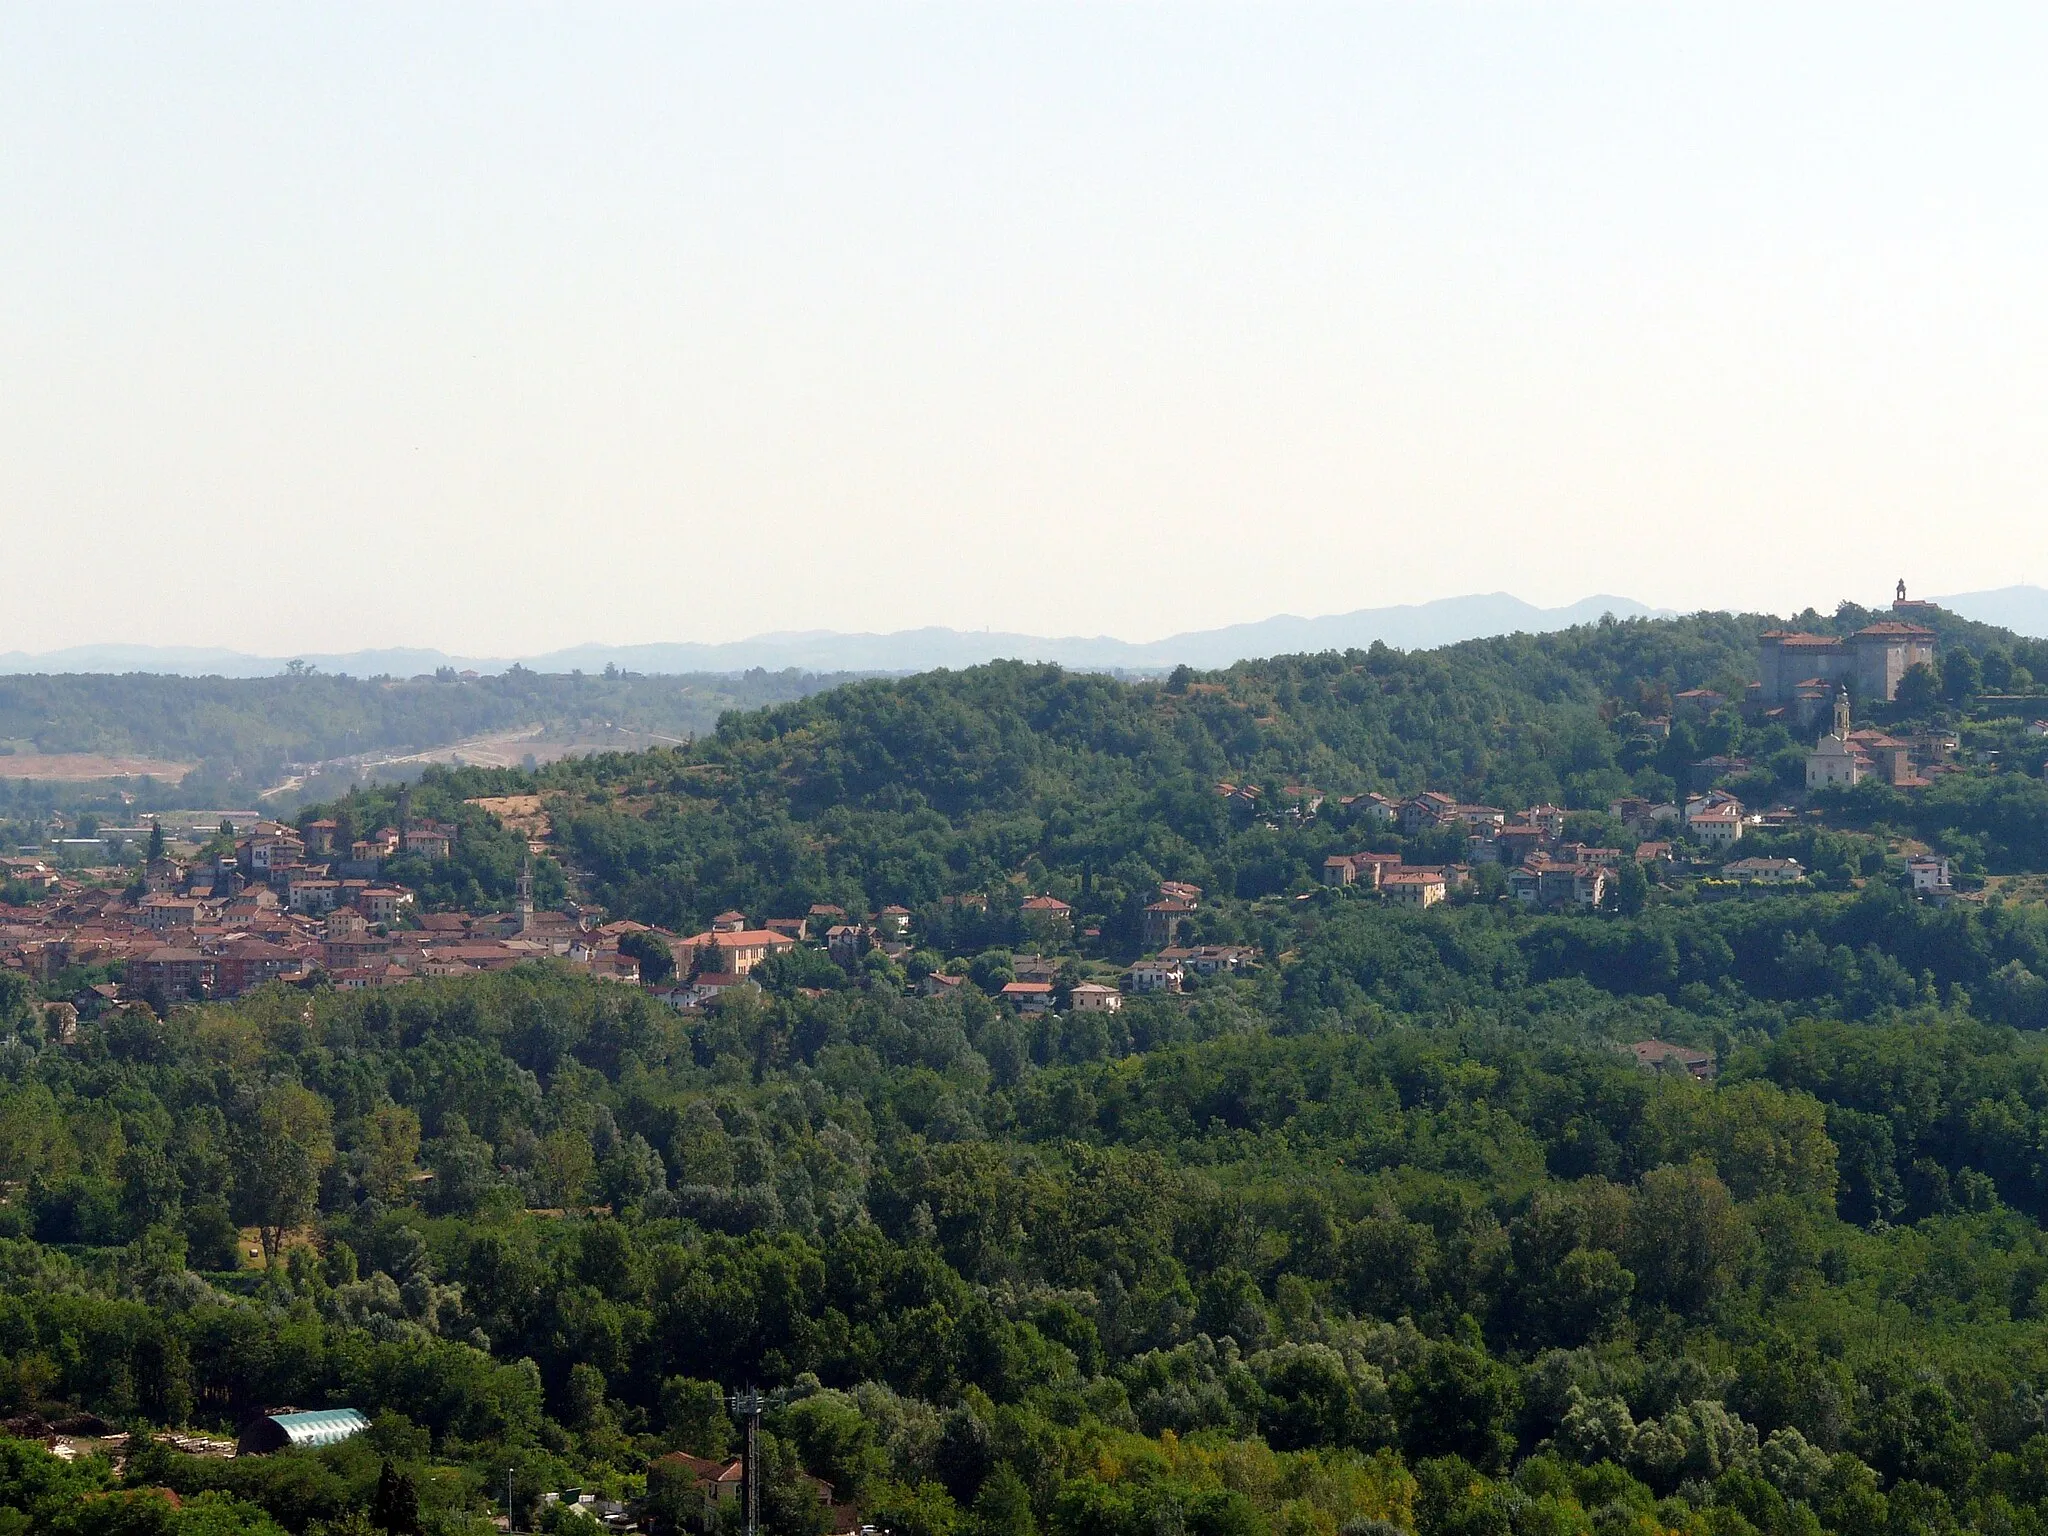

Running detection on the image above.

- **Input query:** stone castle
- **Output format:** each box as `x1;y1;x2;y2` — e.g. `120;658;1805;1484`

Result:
1755;580;1936;726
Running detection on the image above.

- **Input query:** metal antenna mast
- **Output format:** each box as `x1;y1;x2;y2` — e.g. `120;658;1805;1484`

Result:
729;1387;765;1536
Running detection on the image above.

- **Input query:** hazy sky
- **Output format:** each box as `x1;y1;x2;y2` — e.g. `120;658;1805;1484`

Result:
6;4;2048;653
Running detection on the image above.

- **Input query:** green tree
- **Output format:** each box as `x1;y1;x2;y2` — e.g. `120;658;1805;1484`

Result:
1943;648;1983;704
1614;856;1647;916
671;1101;735;1188
231;1086;332;1266
1626;1162;1745;1314
598;1132;668;1211
369;1460;423;1536
620;930;676;986
660;1376;733;1456
1393;1343;1520;1473
971;1465;1036;1536
1983;646;2015;691
1896;662;1941;717
358;1105;422;1205
967;952;1014;995
184;1200;243;1271
534;1129;596;1208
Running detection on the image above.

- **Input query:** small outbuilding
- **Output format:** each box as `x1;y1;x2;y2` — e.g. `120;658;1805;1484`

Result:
236;1408;368;1455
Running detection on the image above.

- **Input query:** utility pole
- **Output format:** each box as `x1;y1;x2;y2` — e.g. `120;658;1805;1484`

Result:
729;1388;765;1536
506;1468;516;1533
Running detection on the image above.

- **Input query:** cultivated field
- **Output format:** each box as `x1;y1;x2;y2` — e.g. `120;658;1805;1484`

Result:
0;752;193;782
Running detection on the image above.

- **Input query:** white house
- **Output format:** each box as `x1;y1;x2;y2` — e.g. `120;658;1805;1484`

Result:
1722;857;1805;885
1688;805;1747;849
1125;959;1184;994
1001;980;1054;1013
1908;855;1953;895
1346;792;1401;827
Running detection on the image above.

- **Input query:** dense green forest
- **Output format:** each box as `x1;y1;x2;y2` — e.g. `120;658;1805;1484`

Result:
12;913;2048;1536
17;606;2048;1534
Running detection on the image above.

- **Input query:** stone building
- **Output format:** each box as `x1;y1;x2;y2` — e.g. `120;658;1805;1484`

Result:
1757;620;1935;716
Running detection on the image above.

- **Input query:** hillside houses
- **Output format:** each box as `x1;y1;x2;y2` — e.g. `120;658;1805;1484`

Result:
1319;787;1781;912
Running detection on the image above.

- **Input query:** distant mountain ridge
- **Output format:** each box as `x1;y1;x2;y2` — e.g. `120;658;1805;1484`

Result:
1929;585;2048;638
0;592;1672;678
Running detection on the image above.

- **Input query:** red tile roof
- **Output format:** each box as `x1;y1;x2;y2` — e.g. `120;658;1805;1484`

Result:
1759;631;1842;646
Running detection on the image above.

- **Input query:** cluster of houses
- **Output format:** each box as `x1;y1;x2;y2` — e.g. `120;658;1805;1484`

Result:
0;813;649;1011
1315;783;1851;910
656;886;1259;1010
0;822;1259;1022
1317;776;1969;905
1322;794;1622;909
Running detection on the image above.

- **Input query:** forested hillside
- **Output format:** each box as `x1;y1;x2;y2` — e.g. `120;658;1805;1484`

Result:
15;606;2048;1535
317;608;2048;936
460;615;1762;931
